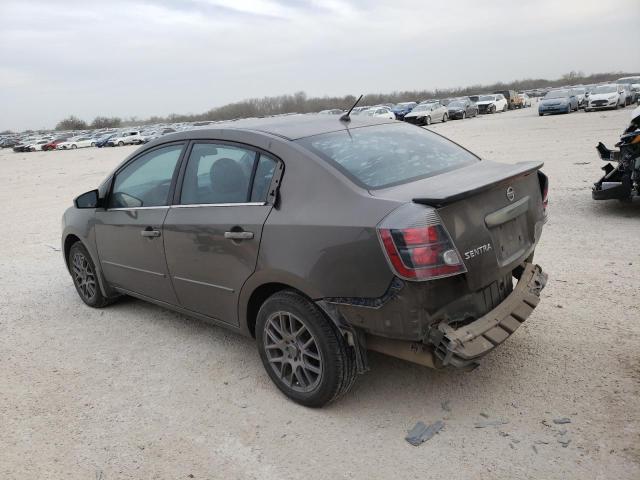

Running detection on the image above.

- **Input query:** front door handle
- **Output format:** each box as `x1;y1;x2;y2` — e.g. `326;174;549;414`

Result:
141;228;161;238
224;231;254;240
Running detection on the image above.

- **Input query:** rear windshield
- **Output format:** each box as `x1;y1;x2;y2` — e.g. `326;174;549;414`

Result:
297;123;478;189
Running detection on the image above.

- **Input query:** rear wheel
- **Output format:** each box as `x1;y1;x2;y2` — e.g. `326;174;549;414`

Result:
442;113;448;122
256;290;357;407
91;142;96;147
68;242;111;308
462;112;466;119
118;141;124;146
71;144;77;149
503;104;508;112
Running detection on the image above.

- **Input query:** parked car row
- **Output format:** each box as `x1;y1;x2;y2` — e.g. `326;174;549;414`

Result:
538;79;640;116
2;126;179;153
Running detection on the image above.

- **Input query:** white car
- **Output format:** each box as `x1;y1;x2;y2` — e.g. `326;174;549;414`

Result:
108;131;143;146
57;136;94;149
25;139;49;151
404;102;448;125
518;93;532;107
585;84;625;111
475;94;508;114
362;106;395;120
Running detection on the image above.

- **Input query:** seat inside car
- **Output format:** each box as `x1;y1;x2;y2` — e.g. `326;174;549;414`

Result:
206;157;248;204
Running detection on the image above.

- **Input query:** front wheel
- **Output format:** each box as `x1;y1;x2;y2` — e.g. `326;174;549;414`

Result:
442;113;448;122
91;142;96;147
256;290;357;408
425;116;431;125
68;242;111;308
462;112;466;119
71;144;77;149
118;141;124;146
503;104;508;112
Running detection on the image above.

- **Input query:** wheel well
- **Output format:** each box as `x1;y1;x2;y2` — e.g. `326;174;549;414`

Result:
246;282;303;338
63;234;81;264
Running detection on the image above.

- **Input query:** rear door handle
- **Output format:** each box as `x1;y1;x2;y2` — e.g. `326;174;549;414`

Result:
141;228;161;238
224;231;254;240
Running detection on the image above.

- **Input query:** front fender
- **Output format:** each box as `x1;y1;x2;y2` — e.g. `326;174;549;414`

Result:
62;207;116;298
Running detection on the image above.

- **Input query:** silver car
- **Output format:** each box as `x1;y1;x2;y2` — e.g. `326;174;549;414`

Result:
404;103;449;125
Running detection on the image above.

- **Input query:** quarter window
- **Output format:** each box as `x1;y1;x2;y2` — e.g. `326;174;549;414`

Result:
251;154;277;202
109;144;183;208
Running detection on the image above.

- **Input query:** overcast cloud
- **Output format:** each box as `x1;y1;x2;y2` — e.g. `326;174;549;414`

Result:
1;0;638;131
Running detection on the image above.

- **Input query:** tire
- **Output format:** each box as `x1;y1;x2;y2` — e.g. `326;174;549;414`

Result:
489;105;495;114
68;242;111;308
462;112;466;119
442;113;448;122
71;144;77;149
91;142;96;147
256;290;357;408
425;116;431;126
118;141;124;146
503;104;508;112
538;112;544;116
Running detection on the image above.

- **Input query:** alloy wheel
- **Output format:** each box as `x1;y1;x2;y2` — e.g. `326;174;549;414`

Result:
71;252;97;301
263;311;323;393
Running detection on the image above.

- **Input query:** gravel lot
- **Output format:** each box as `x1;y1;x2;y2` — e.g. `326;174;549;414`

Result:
1;106;638;480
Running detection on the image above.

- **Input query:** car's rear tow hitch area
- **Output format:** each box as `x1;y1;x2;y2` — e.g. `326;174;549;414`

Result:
427;262;547;368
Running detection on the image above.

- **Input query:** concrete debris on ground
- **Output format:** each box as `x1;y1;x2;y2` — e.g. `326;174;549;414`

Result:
553;417;571;424
474;419;509;428
405;420;445;446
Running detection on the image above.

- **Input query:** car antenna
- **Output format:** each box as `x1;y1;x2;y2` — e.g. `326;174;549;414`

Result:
340;95;363;122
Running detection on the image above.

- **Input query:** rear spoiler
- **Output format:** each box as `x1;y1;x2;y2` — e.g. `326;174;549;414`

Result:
413;160;544;208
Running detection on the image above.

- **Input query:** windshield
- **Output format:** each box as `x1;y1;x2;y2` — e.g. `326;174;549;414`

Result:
448;101;464;108
572;88;585;94
617;77;640;84
394;103;415;109
412;105;429;112
297;123;478;189
544;90;569;99
592;85;617;94
478;95;495;101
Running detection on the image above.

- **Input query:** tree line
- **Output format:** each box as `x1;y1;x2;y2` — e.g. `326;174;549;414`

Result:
52;71;638;131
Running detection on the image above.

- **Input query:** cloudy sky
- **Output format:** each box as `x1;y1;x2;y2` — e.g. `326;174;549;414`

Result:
1;0;638;131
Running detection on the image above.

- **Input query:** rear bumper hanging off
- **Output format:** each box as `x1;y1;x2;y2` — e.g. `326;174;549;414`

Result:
429;262;547;368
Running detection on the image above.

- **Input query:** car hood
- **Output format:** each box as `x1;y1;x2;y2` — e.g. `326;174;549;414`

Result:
540;97;568;104
404;110;428;117
589;93;617;101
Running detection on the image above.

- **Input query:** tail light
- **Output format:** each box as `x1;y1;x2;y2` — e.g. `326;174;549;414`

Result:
537;171;549;212
377;203;466;281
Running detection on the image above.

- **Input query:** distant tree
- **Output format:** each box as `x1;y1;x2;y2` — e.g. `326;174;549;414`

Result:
0;129;14;135
55;116;88;131
90;116;122;129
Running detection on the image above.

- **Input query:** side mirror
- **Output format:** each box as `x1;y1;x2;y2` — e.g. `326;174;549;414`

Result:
74;189;100;209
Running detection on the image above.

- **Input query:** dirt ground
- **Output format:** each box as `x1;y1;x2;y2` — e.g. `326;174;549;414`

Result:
1;105;639;480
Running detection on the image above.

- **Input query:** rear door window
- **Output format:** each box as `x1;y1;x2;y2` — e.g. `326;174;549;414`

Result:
298;123;478;189
180;143;258;205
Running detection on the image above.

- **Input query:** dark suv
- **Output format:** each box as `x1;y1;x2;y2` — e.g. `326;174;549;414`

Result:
62;115;548;407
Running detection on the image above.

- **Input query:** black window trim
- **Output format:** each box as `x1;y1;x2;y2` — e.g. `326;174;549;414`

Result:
171;139;283;208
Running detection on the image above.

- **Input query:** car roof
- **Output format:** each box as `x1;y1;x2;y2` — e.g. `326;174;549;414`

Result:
158;114;397;142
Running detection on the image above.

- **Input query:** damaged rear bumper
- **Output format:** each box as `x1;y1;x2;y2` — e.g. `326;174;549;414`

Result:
428;263;547;368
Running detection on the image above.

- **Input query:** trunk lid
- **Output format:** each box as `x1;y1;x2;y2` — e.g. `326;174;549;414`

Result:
371;160;546;290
